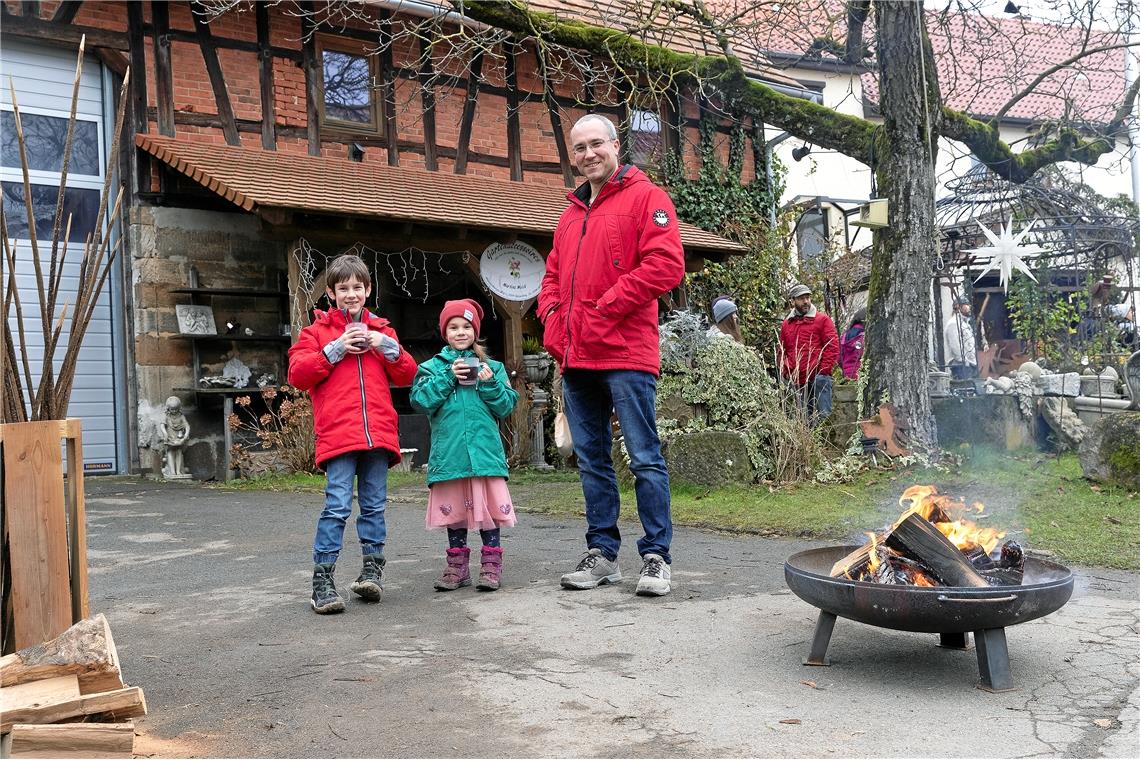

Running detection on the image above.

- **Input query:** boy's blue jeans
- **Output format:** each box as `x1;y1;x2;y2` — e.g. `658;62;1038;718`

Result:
313;449;389;565
562;369;672;564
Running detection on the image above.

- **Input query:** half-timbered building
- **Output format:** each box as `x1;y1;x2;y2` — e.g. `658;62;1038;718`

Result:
2;0;805;477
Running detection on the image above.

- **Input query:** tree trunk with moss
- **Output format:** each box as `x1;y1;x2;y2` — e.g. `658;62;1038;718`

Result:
442;0;1137;451
863;1;941;448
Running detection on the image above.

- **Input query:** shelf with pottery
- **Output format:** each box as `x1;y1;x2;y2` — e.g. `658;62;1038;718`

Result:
169;267;290;481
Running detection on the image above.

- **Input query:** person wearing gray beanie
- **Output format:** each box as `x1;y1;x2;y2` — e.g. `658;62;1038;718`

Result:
708;296;743;342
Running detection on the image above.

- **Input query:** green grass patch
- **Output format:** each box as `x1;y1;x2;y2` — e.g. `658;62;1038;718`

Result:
215;470;426;493
215;467;578;494
664;447;1139;570
666;470;889;539
216;449;1138;570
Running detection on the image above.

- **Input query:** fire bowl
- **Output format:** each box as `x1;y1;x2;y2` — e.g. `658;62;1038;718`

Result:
785;545;1074;633
783;545;1075;691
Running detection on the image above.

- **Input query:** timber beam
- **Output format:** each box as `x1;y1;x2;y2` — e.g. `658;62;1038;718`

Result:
0;13;129;49
191;1;240;146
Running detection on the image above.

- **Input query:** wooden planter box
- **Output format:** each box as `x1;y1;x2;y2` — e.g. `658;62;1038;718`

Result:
0;419;89;653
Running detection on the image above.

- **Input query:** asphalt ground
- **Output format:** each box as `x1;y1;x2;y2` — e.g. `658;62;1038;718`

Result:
82;478;1139;759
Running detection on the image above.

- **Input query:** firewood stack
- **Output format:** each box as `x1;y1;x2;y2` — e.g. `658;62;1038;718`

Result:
0;614;146;758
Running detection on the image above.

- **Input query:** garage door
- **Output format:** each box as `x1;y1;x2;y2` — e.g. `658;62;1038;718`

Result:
1;38;123;473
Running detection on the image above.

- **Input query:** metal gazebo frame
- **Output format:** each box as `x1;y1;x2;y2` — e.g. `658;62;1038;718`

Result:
933;165;1139;372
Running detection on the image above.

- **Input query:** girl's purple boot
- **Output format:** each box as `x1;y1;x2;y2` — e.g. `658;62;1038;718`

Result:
434;547;471;591
476;546;503;591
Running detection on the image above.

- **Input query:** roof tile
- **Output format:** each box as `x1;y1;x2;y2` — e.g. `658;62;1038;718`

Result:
136;135;746;255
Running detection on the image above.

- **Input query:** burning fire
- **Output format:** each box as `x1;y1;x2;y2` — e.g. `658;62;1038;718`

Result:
835;485;1022;587
895;485;1005;555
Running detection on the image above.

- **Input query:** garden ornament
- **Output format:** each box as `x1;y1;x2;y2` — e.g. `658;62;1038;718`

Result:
160;396;192;480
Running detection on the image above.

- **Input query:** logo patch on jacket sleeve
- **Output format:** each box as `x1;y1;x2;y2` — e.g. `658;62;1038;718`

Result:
652;209;670;227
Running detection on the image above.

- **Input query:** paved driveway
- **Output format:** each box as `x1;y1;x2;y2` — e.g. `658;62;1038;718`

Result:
84;479;1138;758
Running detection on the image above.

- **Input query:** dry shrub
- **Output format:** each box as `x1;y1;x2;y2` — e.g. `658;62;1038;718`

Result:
761;377;826;484
228;385;318;476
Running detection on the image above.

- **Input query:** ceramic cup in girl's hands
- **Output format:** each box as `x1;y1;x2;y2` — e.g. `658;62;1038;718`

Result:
458;356;481;385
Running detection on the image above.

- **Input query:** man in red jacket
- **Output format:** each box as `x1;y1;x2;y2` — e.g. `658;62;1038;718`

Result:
779;283;840;424
538;114;685;597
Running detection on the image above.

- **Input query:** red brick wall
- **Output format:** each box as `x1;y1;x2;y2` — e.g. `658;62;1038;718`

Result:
17;1;758;187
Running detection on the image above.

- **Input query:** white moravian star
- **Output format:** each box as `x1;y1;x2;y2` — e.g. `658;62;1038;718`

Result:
965;218;1047;291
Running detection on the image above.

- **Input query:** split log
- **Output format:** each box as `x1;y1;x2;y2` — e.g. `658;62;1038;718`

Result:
0;674;81;713
829;541;877;577
885;514;990;588
0;614;122;691
4;721;134;759
980;568;1024;586
1000;541;1025;572
0;686;146;733
963;544;996;571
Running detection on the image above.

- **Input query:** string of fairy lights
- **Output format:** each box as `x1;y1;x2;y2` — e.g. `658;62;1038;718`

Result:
289;239;499;331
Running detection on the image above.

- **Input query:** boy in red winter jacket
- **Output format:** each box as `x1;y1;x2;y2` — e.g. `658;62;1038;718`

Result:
288;254;418;614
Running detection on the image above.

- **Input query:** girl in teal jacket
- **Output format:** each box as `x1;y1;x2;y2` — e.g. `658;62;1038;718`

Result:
410;299;518;592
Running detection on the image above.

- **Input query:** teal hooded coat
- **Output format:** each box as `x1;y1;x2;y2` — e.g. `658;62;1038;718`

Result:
409;346;518;486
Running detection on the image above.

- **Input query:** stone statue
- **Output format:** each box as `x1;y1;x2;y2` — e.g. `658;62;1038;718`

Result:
1125;351;1140;410
160;396;192;480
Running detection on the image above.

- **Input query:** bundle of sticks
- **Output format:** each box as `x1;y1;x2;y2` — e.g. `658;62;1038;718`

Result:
1;615;146;758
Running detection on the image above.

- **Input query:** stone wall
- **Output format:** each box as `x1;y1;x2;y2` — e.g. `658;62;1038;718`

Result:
933;395;1036;450
130;205;286;480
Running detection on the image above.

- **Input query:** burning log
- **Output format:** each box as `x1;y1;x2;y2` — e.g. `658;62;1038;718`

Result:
828;486;1024;587
1000;541;1024;572
963;544;996;571
979;541;1025;586
885;514;990;588
829;543;876;578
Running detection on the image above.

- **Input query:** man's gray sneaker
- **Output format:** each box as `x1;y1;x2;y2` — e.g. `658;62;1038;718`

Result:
635;554;671;596
560;548;621;589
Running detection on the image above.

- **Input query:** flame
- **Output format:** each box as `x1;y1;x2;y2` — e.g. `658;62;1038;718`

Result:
836;484;1009;585
865;532;881;573
899;485;1005;555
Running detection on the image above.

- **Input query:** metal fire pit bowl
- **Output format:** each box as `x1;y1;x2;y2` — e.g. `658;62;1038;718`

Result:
784;546;1075;692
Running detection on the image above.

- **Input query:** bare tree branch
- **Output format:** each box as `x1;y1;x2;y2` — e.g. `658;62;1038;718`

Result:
992;40;1140;124
845;0;871;65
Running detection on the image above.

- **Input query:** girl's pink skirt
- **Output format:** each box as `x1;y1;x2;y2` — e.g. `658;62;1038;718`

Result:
425;476;517;530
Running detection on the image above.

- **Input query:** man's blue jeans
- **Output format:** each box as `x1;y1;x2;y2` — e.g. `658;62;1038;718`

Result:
808;374;833;422
562;369;672;564
792;374;833;426
313;449;389;564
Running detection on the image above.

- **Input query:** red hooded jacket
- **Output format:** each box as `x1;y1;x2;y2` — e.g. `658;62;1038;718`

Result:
537;165;685;375
779;306;840;386
288;308;418;469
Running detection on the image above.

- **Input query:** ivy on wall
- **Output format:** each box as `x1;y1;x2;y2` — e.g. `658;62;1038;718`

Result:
661;114;795;354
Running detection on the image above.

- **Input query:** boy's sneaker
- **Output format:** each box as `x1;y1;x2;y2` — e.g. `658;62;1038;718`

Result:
349;553;385;602
311;562;345;614
560;548;621;589
635;554;671;597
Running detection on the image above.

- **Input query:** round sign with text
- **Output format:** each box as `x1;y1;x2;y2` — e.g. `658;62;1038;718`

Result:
480;241;545;301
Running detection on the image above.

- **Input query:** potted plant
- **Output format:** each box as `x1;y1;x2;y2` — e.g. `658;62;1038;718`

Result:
1;39;128;651
521;335;553;384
